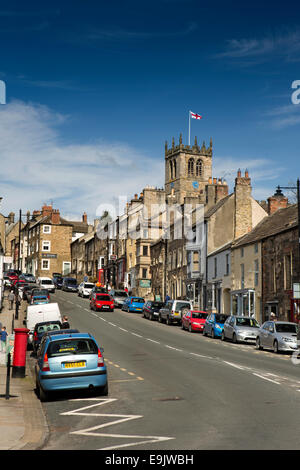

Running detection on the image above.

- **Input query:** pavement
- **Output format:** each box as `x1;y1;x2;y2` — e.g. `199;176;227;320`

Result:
0;292;49;450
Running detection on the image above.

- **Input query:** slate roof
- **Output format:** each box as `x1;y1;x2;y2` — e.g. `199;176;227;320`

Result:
232;204;298;248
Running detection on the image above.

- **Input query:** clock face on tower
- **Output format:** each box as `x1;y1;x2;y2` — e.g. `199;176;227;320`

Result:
192;181;199;189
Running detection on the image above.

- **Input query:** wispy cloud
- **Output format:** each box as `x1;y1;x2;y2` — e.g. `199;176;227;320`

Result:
0;101;164;220
263;103;300;128
215;30;300;64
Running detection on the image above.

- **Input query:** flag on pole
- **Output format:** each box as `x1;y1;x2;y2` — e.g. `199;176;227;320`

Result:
190;111;202;120
188;110;202;145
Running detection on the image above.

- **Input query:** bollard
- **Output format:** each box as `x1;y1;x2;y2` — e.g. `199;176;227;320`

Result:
5;353;11;400
12;328;29;378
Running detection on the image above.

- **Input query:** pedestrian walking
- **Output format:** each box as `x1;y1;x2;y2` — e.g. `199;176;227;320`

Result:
61;316;70;329
165;294;170;304
8;290;14;310
0;327;8;352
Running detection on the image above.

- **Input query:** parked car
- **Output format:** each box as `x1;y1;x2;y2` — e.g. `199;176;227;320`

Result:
3;275;11;289
38;277;55;293
256;321;298;353
25;302;62;348
222;315;260;343
62;277;78;292
78;282;95;298
89;286;107;299
143;301;165;321
20;273;36;283
122;296;145;313
158;300;193;325
109;289;128;308
35;332;108;401
29;288;50;304
181;310;208;333
90;293;114;312
32;320;62;354
203;313;230;338
25;284;40;302
54;277;63;289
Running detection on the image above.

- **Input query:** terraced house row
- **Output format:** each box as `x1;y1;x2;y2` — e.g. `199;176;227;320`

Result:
3;134;299;325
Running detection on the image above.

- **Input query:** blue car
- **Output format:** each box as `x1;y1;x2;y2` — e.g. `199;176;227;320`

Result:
35;332;108;401
121;296;145;313
203;313;230;339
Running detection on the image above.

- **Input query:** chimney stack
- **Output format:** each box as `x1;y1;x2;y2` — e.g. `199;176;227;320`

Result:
82;212;87;223
234;169;252;239
42;204;52;217
51;209;60;224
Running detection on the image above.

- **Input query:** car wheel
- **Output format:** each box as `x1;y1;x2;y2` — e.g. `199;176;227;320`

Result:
166;316;171;326
158;314;163;323
211;329;215;339
203;328;207;337
221;331;226;341
37;382;49;402
232;333;238;344
188;324;193;333
256;337;262;350
98;382;108;396
181;322;185;330
149;313;153;321
273;340;279;354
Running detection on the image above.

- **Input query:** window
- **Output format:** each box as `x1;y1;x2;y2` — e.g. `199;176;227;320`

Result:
188;158;194;176
254;243;258;254
42;241;51;252
214;257;217;278
241;264;244;288
284;254;292;290
43;225;51;234
241;247;244;257
41;259;50;270
169;160;173;180
254;259;259;286
226;254;230;276
63;262;71;275
143;245;148;256
173;160;177;178
196;159;202;176
142;268;147;278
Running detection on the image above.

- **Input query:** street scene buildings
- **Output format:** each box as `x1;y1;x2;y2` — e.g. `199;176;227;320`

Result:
1;134;299;325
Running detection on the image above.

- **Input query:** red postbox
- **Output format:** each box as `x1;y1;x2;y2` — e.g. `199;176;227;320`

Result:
12;328;30;378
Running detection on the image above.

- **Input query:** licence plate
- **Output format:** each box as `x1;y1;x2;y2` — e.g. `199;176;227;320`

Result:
64;361;86;369
136;308;141;310
103;306;109;308
174;312;179;316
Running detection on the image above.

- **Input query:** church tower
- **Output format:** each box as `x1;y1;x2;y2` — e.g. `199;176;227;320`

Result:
165;134;213;205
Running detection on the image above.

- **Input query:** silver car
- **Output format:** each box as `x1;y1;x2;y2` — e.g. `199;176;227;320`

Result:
256;321;298;353
110;289;128;308
222;316;260;343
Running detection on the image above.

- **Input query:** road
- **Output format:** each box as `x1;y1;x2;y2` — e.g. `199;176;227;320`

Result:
32;290;300;451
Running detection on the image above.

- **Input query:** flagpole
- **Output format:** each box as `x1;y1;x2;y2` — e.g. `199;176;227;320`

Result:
188;110;191;146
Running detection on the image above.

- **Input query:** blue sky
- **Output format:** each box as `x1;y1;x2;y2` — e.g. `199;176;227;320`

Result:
0;0;300;220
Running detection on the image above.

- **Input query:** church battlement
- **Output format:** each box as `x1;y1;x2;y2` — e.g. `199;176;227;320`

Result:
165;134;212;158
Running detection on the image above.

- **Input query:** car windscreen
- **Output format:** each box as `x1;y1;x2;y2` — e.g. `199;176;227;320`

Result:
32;289;49;296
114;291;128;297
191;312;208;319
40;280;53;285
47;338;98;357
176;302;191;310
84;283;94;289
236;318;260;328
66;279;77;285
215;314;229;324
151;302;164;308
132;298;145;303
37;324;61;334
275;324;298;334
96;295;111;300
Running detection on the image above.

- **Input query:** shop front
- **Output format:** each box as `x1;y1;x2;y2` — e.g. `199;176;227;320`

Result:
231;289;256;318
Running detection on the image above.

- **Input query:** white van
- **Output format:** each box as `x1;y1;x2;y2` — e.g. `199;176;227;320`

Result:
38;277;56;293
25;302;62;346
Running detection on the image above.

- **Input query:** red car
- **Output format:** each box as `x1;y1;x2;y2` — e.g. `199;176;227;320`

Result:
90;293;114;312
181;310;208;333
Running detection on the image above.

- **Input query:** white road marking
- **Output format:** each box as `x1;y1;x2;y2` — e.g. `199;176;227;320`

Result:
61;398;174;450
146;338;160;344
108;322;116;327
119;328;128;332
165;345;182;352
131;333;143;338
252;373;281;385
190;352;213;359
223;361;247;371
